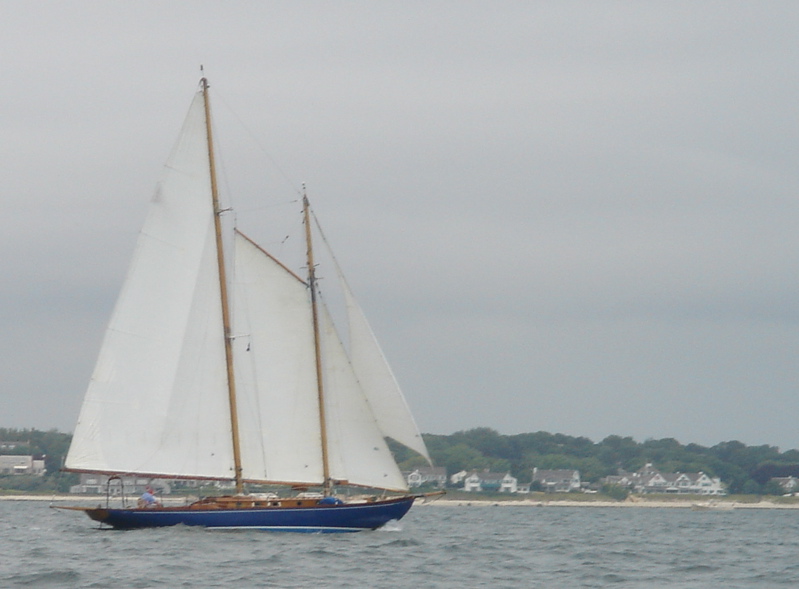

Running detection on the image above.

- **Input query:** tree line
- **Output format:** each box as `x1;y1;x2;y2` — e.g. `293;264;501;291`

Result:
0;428;76;492
394;428;799;495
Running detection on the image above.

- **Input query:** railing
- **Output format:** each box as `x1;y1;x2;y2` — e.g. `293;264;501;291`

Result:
105;475;129;508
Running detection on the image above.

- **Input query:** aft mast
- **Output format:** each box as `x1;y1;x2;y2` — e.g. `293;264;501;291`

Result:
202;77;244;495
303;191;332;495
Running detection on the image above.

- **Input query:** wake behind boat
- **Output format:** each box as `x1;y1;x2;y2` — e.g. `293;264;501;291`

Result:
55;78;435;532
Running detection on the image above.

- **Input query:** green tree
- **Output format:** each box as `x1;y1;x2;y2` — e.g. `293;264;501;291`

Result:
762;480;785;496
602;484;629;501
597;435;640;470
450;428;513;460
434;443;486;474
740;480;762;495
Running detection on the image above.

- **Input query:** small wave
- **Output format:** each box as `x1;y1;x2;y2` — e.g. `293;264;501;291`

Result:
379;538;423;548
750;571;799;584
307;548;338;557
674;564;720;573
3;570;80;587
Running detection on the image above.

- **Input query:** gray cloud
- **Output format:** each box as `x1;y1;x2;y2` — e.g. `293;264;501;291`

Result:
3;1;799;450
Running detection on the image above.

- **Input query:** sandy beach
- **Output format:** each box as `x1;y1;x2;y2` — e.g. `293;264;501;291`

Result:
420;497;799;509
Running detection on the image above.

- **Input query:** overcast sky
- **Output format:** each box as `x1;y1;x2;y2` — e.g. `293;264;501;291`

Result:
3;1;799;451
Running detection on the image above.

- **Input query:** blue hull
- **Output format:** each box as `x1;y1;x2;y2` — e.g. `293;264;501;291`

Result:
79;496;416;532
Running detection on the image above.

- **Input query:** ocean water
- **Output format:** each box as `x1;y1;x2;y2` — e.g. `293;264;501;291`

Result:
1;501;798;588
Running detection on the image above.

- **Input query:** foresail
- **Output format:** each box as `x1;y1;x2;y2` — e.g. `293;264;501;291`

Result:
65;91;236;480
342;280;431;463
232;232;325;485
320;307;409;492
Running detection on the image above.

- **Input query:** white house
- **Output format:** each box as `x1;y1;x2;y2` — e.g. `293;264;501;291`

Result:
450;470;468;486
0;455;46;476
531;468;581;493
405;467;447;488
602;464;726;495
641;470;725;495
463;471;518;493
771;476;799;494
70;474;171;495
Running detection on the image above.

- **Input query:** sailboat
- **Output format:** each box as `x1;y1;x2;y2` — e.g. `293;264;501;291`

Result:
55;78;435;532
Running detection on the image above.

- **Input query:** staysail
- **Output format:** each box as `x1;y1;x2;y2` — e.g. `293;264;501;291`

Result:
65;92;236;480
319;305;409;491
342;279;431;463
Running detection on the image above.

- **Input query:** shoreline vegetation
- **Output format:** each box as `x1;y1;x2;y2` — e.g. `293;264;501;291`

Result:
4;427;799;497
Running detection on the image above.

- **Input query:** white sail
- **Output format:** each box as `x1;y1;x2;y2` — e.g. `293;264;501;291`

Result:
341;276;431;463
65;91;236;480
319;307;409;491
66;83;431;494
232;231;325;484
233;231;415;490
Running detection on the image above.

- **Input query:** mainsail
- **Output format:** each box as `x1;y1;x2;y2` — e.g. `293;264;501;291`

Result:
66;84;429;494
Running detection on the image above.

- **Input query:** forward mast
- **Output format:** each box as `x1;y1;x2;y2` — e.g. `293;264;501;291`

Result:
201;77;244;495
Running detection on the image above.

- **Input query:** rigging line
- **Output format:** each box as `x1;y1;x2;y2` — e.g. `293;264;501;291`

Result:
307;207;388;440
212;88;303;197
211;115;235;223
236;291;269;480
310;207;352;296
316;286;384;424
50;457;67;507
235;198;300;215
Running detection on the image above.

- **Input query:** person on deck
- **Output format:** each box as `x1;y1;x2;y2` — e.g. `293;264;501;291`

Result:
138;486;161;508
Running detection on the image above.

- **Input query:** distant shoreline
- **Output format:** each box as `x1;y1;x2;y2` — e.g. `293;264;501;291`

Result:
5;494;798;509
422;498;799;509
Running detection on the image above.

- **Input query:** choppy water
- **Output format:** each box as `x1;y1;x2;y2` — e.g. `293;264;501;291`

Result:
2;500;798;587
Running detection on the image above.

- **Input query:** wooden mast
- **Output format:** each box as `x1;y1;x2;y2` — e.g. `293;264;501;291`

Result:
202;77;244;495
303;191;332;495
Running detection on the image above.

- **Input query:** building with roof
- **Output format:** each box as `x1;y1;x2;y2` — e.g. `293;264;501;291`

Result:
70;473;173;495
462;470;518;493
770;476;799;494
405;466;447;488
531;468;581;493
0;454;46;476
602;464;726;495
